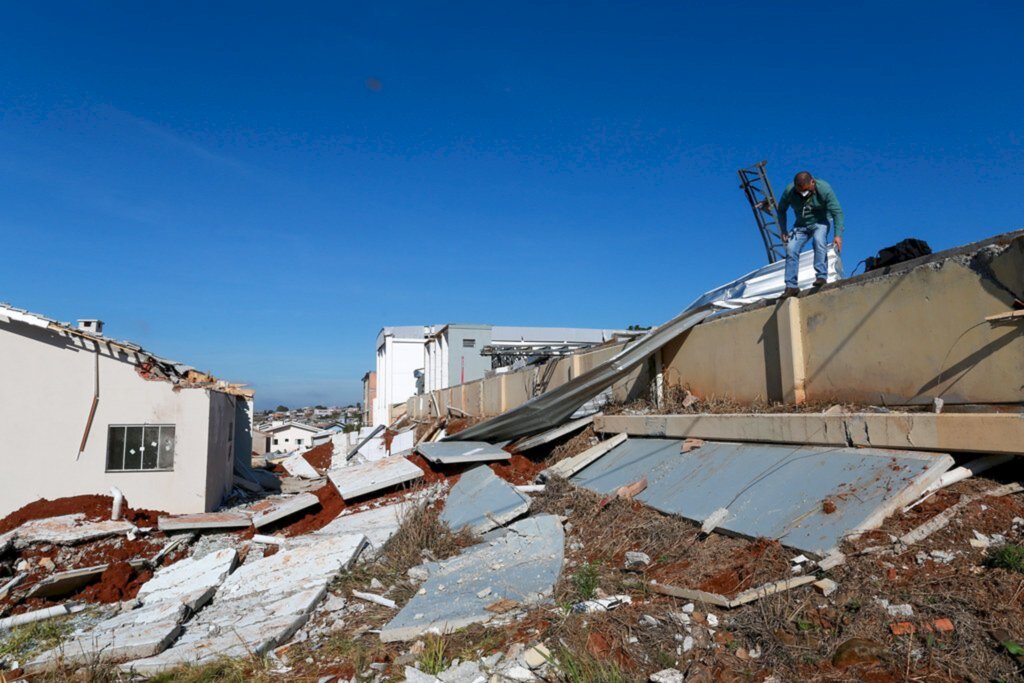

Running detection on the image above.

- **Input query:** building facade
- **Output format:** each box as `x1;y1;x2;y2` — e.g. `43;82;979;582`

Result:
372;326;428;426
0;304;252;518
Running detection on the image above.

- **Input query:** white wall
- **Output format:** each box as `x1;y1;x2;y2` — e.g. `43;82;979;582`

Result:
373;335;424;426
0;319;230;517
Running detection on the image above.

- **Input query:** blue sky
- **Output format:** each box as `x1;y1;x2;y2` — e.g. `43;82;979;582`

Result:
1;2;1021;409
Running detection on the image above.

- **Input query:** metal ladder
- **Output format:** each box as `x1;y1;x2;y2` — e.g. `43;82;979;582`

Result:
738;161;786;264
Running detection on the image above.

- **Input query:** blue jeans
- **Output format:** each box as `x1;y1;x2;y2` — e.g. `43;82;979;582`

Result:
785;223;829;288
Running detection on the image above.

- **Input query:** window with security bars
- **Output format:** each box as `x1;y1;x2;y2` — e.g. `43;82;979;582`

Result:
106;425;175;472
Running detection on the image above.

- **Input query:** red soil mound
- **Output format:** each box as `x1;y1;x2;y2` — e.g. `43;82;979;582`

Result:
0;495;165;535
279;483;347;536
79;561;152;603
302;442;334;471
490;453;547;486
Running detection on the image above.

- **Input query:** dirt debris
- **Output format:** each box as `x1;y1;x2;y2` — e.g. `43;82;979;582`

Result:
0;494;164;535
300;442;334;471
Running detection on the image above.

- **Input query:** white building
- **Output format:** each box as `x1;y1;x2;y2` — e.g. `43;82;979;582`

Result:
0;303;254;517
423;324;627;393
263;421;321;452
372;326;429;427
373;322;629;426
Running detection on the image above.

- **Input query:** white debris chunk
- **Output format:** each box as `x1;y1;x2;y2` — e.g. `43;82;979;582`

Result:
650;669;684;683
624;551;651;568
352;590;397;609
814;578;838;597
572;595;632;614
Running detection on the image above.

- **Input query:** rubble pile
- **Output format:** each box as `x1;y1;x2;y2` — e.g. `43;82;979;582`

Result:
1;409;1024;682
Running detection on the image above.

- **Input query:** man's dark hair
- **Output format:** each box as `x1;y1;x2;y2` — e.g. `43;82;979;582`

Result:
794;171;813;188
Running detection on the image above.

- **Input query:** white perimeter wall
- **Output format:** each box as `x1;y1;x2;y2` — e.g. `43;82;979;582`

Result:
0;320;232;517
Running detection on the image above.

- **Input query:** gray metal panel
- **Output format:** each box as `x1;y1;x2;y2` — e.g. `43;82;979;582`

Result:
570;439;953;556
440;466;530;534
417;441;511;464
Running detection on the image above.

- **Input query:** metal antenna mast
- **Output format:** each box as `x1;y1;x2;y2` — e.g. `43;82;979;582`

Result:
738;161;786;264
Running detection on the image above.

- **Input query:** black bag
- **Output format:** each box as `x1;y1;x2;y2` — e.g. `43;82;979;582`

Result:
865;238;932;271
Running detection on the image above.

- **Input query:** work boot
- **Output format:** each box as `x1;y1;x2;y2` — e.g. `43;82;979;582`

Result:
812;278;827;288
782;287;799;298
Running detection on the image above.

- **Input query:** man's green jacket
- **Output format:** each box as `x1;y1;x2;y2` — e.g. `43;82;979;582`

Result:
777;178;845;237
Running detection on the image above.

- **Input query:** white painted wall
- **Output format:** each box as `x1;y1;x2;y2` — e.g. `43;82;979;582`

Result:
0;318;234;517
373;333;425;426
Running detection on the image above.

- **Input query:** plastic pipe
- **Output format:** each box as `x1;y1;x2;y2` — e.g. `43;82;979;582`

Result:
110;486;124;521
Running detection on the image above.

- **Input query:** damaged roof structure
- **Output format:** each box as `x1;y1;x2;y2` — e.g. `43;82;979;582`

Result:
3;230;1024;682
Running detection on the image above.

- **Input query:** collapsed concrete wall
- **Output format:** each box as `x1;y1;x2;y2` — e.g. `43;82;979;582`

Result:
0;319;235;517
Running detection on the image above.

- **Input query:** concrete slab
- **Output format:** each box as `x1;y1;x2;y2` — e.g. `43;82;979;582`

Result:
282;452;321;479
570;438;952;557
28;549;238;671
380;514;564;642
157;511;252;533
136;548;238;608
417;441;511;464
538;433;627;482
249;493;320;528
327;456;424;500
6;514;135;548
595;412;1024;456
309;501;413;554
511;415;595;453
440;466;530;534
26;563;136;600
124;534;367;673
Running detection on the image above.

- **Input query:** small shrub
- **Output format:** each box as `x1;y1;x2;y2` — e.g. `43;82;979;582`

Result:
572;562;599;601
421;635;448;675
987;544;1024;573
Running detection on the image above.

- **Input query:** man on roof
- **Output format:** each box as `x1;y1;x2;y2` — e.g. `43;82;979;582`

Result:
776;171;845;297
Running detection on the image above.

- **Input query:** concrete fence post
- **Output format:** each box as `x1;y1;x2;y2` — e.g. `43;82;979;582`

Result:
777;297;807;404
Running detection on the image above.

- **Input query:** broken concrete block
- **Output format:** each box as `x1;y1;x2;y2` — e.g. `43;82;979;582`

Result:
814;578;838;597
26;563;132;600
309;501;413;554
327;457;424;500
380;515;563;642
6;514;135;548
417;441;511;464
520;643;550;669
650;669;684;683
249;493;320;528
124;534;367;673
28;549;239;671
157;511;251;533
624;551;651;568
404;667;438;683
282;452;321;479
137;548;238;609
440;465;531;534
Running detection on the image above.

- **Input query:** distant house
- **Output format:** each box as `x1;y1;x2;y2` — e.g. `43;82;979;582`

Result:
0;303;255;518
264;421;320;453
